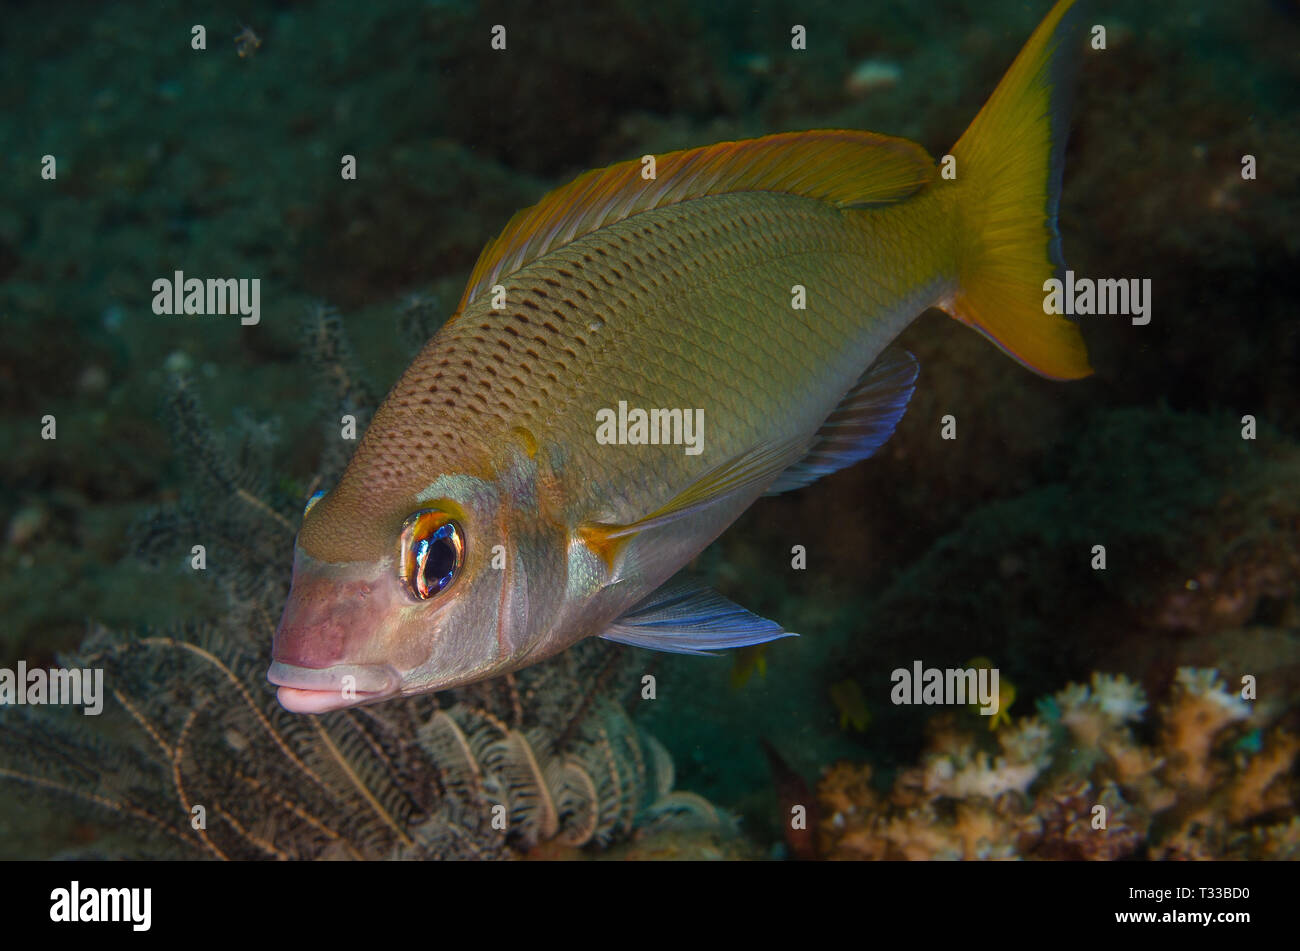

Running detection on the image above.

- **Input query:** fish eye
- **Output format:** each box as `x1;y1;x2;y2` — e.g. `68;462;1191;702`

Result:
302;489;326;517
399;510;465;601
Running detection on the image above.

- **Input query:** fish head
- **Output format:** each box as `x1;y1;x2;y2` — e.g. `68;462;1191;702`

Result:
269;461;569;713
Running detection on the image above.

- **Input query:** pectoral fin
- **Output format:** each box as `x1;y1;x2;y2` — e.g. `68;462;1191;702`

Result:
767;348;918;495
578;434;809;578
600;579;797;655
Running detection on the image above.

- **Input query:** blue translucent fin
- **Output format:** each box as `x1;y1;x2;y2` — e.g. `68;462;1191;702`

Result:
600;579;797;655
766;348;918;495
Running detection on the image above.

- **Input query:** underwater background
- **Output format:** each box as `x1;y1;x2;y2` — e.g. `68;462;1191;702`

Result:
1;0;1297;860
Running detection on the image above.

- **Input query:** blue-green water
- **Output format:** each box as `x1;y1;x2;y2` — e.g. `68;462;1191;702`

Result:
1;0;1297;861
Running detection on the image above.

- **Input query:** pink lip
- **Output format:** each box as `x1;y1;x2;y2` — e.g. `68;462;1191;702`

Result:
267;660;401;713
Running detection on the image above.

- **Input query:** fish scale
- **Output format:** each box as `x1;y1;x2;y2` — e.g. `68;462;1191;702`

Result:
500;196;937;511
311;192;926;558
554;200;935;483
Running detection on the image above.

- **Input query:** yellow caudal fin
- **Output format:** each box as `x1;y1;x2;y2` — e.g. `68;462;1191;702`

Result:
943;0;1092;380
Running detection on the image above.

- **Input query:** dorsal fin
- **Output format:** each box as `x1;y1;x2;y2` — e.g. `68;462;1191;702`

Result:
458;130;936;309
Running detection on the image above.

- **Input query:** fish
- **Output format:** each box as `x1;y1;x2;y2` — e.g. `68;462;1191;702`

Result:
829;679;871;732
967;656;1017;730
269;0;1092;713
730;642;774;689
760;739;820;860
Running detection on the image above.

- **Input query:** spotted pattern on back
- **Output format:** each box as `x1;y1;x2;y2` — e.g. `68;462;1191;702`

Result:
299;186;953;564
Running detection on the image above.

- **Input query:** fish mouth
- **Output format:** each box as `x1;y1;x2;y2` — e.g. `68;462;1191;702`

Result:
267;660;402;714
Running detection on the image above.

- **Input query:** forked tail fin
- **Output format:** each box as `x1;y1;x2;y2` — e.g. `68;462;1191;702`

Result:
943;0;1092;380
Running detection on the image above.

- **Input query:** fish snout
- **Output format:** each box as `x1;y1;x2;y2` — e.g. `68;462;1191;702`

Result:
269;548;413;712
271;563;379;669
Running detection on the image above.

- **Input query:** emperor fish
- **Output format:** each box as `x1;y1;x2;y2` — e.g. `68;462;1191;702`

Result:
270;0;1092;713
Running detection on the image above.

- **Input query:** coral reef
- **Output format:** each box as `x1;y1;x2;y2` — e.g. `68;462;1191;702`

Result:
817;669;1299;860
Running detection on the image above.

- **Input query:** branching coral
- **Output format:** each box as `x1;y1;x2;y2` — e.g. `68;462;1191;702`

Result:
1157;668;1250;793
817;666;1298;860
